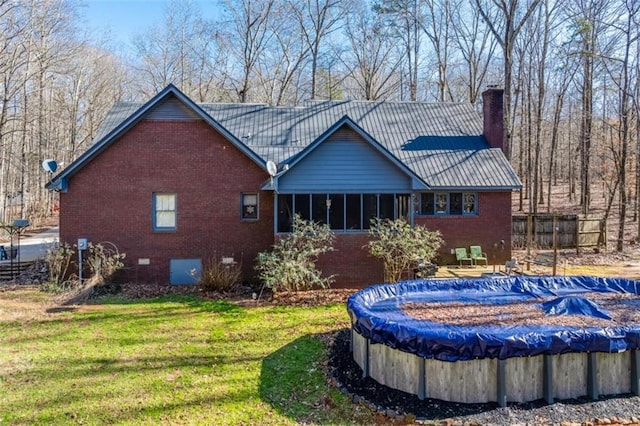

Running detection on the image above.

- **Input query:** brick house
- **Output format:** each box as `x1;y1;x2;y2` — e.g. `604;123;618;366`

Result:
47;85;521;288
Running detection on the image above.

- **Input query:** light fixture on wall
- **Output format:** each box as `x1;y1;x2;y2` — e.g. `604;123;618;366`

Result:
325;198;332;209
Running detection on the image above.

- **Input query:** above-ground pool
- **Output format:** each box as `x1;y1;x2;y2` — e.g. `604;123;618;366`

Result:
347;276;640;406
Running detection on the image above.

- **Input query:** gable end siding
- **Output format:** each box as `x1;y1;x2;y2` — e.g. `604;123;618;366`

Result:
277;128;412;192
144;97;201;120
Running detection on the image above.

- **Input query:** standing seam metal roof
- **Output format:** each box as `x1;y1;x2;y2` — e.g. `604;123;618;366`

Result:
89;99;521;190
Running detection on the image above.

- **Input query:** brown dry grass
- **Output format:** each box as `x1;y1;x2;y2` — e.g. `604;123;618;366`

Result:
0;285;65;322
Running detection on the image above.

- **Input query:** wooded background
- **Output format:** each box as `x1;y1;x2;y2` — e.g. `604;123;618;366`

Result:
0;0;638;251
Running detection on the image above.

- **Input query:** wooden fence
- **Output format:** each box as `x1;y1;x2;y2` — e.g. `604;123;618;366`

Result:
512;214;606;251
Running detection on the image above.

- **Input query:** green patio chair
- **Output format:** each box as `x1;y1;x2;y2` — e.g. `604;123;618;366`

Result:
470;245;488;266
455;247;473;267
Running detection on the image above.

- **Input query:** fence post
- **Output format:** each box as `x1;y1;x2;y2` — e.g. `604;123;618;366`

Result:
552;215;558;275
576;216;581;255
526;213;532;257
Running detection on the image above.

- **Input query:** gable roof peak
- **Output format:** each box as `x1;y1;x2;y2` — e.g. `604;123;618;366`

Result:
46;84;267;191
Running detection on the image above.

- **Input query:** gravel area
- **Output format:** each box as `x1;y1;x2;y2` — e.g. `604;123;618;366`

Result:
327;329;640;425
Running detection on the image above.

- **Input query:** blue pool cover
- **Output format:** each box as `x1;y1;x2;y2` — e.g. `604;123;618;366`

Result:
347;276;640;361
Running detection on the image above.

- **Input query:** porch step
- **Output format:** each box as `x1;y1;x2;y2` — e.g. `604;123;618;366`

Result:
0;261;36;280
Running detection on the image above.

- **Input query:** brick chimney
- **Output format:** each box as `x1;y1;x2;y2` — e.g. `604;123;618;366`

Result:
482;87;504;152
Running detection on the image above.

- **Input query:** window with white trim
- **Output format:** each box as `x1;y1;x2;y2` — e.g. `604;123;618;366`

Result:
153;193;176;231
417;192;477;216
241;193;258;219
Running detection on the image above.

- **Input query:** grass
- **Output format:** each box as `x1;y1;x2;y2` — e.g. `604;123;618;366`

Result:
0;290;376;425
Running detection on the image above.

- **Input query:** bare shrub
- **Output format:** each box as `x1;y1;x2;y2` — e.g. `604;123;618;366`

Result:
44;242;74;290
85;242;125;281
199;256;242;293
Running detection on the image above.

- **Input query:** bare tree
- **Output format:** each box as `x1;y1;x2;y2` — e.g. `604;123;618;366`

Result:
255;10;309;105
546;52;576;212
531;0;554;213
218;0;277;103
132;0;224;100
611;0;639;250
564;0;610;215
474;0;542;160
418;0;453;101
290;0;341;100
374;0;423;101
341;0;402;100
0;0;30;221
449;0;497;104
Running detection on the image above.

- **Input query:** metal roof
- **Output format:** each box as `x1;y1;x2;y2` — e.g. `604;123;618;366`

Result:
82;96;522;191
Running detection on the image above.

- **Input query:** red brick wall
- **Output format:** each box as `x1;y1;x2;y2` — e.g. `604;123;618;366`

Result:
60;119;274;284
317;234;386;289
60;119;513;288
415;191;513;265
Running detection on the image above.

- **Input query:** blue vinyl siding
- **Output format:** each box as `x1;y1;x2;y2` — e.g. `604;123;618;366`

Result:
278;128;412;192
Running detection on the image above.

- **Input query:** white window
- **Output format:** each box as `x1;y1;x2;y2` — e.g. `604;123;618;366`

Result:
418;192;477;216
242;193;258;219
153;193;176;231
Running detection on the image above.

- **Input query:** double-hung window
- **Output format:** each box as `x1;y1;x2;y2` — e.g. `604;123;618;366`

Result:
417;192;477;216
241;193;258;220
153;193;176;231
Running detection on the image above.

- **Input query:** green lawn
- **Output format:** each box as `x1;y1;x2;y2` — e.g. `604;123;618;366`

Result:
0;289;375;425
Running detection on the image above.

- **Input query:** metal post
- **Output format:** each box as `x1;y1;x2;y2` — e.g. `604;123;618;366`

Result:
497;359;507;407
77;238;88;283
543;355;554;404
9;231;13;279
362;339;370;378
587;352;598;400
78;248;83;283
632;350;640;396
418;358;426;400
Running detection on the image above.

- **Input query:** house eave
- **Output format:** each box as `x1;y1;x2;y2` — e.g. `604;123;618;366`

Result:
421;185;522;192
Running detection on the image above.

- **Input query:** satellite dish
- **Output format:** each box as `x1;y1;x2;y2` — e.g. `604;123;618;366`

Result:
266;160;277;177
42;159;58;173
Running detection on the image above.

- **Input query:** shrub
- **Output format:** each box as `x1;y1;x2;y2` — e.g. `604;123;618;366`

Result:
44;242;75;291
199;256;242;293
255;214;334;292
367;218;443;283
85;242;125;281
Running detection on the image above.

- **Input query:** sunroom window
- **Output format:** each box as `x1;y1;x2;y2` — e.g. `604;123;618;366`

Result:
277;193;410;233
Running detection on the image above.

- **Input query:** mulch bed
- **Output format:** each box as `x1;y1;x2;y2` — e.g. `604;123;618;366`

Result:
326;328;640;425
117;282;356;306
